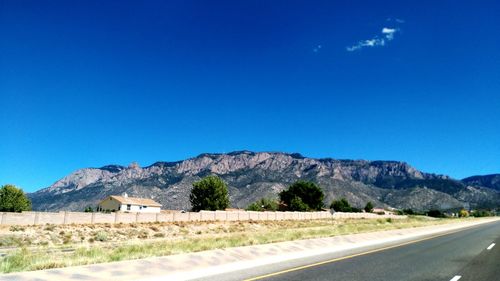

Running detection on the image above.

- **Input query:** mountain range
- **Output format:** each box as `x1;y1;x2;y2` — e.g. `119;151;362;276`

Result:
28;151;500;212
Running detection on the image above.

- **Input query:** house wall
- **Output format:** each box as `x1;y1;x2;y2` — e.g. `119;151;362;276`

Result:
118;204;160;213
98;198;121;211
98;197;161;213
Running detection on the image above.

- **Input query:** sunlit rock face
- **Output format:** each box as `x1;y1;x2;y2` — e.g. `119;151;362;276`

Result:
29;151;499;212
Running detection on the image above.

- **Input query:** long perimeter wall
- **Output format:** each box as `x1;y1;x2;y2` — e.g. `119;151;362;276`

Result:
0;211;405;226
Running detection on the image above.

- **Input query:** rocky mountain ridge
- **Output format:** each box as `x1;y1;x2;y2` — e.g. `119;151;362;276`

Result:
29;151;500;211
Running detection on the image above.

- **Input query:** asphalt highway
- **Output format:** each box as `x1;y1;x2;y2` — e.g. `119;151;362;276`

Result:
199;220;500;281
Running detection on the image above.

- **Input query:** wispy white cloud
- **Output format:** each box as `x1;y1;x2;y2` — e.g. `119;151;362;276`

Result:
313;44;322;53
382;27;396;40
346;26;400;52
387;18;405;24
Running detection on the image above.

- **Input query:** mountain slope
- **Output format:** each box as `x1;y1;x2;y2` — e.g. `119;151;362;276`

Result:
28;151;500;212
462;174;500;191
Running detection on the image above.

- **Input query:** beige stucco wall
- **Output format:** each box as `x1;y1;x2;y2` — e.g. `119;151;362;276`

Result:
136;213;157;222
200;211;215;221
1;212;36;225
37;212;66;224
93;213;115;224
157;213;174;222
0;210;405;226
66;212;93;224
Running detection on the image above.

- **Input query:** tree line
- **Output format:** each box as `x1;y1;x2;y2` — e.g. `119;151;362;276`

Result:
189;175;375;213
188;175;499;217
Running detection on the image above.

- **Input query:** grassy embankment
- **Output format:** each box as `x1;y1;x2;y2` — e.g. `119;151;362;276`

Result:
0;216;477;273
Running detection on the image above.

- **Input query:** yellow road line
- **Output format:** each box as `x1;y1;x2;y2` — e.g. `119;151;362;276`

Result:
244;224;486;281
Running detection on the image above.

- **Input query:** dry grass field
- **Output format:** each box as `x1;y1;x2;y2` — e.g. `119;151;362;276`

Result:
0;216;474;273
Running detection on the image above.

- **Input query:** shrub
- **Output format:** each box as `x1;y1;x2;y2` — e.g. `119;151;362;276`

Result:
427;209;445;218
95;231;108;242
350;207;362;213
403;209;415;215
458;209;469;217
44;224;56;232
396;208;423;216
246;198;279;211
138;230;149;239
471;210;492;217
153;233;165;238
364;202;374;213
330;198;352;212
62;232;72;244
289;196;309;211
9;226;25;232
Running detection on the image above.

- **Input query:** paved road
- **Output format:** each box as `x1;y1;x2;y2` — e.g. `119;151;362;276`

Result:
201;220;500;281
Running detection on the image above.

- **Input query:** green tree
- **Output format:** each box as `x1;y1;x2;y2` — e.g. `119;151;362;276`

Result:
471;210;491;217
0;184;32;212
330;198;351;212
84;206;94;213
289;196;309;211
190;175;230;211
279;181;325;211
364;201;374;213
458;209;469;217
246;198;278;211
403;208;416;215
427;209;445;218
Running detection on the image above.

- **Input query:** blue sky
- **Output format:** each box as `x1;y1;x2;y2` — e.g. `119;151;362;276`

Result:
1;1;499;192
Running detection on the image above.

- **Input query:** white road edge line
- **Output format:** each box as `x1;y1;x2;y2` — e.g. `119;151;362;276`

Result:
487;243;495;250
450;276;461;281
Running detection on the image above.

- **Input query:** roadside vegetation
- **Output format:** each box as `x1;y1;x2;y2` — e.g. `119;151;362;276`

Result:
0;216;486;273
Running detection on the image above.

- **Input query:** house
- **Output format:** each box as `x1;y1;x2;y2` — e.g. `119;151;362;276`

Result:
97;194;161;213
372;208;396;215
